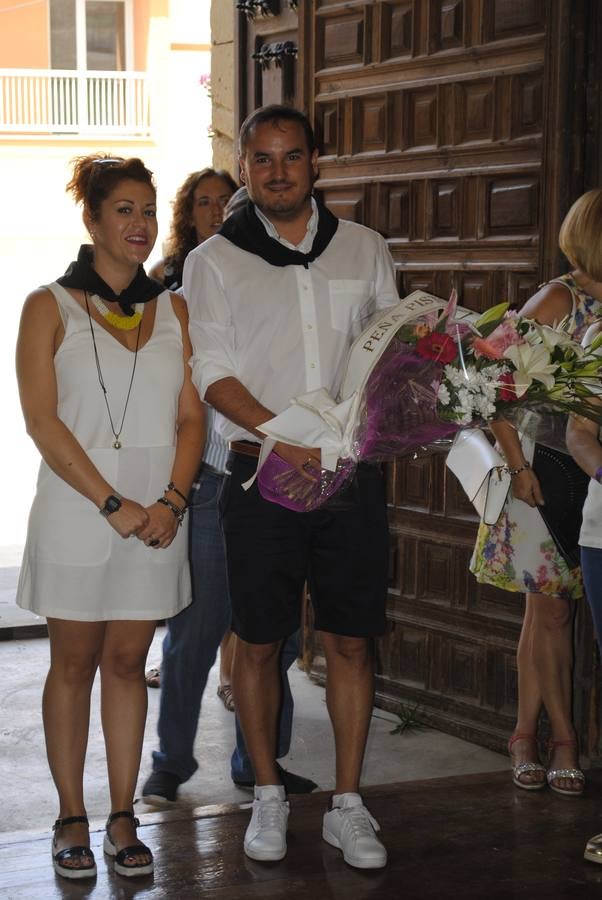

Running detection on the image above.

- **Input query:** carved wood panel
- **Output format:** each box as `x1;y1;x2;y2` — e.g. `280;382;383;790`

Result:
235;0;301;127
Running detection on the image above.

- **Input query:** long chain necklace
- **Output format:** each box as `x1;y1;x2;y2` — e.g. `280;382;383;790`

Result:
90;293;144;330
84;291;141;449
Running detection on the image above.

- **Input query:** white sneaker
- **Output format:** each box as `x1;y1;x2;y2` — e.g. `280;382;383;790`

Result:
322;792;387;869
244;784;289;862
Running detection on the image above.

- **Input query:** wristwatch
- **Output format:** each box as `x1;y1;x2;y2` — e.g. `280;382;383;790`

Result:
99;494;122;517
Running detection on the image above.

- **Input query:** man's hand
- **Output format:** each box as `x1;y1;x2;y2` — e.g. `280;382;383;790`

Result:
273;442;322;482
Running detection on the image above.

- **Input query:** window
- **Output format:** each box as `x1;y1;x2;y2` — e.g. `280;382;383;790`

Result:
86;2;125;70
49;0;132;71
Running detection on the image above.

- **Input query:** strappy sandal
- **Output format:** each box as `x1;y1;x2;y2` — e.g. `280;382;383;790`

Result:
103;810;154;877
508;733;546;790
546;739;585;796
52;815;97;880
217;683;235;712
145;666;161;689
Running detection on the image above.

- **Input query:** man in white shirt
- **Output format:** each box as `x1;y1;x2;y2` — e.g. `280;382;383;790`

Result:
184;105;398;869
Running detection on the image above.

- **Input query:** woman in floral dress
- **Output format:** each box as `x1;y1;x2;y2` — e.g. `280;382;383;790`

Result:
471;189;602;794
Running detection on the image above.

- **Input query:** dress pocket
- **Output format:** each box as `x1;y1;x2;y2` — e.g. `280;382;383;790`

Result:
30;449;118;566
328;279;372;333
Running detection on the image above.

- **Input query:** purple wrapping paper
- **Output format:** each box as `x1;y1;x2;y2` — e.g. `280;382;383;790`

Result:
352;342;461;460
257;342;460;512
257;452;356;512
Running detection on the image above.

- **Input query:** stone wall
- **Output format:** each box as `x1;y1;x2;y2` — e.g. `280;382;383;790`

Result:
210;1;236;177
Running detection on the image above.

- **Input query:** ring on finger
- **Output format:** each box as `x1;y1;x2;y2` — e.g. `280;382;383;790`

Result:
149;538;160;547
302;458;316;472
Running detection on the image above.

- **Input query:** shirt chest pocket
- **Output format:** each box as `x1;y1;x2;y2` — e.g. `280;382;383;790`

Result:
328;279;372;333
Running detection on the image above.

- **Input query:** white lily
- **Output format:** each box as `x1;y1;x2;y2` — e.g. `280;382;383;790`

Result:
504;342;558;397
531;322;581;354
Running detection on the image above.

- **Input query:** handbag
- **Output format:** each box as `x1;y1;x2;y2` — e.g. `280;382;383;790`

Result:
445;428;510;525
531;444;590;568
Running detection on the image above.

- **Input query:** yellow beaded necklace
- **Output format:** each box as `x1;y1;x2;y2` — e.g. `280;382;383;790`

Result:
90;294;143;331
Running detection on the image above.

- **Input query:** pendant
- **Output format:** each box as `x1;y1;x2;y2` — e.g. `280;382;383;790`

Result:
113;440;122;449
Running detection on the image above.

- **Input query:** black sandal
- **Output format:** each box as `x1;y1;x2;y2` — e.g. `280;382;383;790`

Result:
52;815;97;880
103;810;154;877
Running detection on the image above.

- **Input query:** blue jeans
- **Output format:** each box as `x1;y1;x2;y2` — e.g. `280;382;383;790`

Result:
151;469;297;782
581;545;602;644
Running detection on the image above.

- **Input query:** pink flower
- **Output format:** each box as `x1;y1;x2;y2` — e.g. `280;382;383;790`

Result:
473;317;524;359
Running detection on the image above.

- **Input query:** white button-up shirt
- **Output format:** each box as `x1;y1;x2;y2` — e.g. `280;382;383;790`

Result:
184;206;399;443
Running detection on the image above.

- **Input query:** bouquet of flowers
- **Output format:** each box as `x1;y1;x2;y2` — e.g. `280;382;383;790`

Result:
255;290;602;512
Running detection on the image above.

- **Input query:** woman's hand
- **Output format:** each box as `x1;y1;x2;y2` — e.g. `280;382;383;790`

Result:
136;501;180;549
511;468;545;507
105;498;150;539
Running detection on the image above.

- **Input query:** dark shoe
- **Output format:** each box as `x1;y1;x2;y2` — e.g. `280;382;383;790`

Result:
52;815;97;880
145;665;161;688
103;810;154;878
233;762;318;795
141;770;182;805
217;683;235;711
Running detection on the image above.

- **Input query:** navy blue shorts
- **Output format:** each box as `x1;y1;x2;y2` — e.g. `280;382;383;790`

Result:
218;453;389;644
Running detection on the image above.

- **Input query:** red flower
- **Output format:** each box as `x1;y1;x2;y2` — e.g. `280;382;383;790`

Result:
498;371;517;402
415;331;457;364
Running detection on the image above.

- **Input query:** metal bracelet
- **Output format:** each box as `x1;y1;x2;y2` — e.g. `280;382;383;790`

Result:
505;461;531;477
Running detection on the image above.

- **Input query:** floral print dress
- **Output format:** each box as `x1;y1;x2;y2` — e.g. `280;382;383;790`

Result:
470;273;600;600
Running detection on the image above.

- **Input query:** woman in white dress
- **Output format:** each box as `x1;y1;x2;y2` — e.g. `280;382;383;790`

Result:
15;154;204;879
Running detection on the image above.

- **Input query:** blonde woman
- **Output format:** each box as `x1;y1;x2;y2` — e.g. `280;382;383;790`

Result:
471;190;602;795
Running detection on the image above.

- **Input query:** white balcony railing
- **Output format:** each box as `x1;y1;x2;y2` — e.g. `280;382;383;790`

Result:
0;69;150;136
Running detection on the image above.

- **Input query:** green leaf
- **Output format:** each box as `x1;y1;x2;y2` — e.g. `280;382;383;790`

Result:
473;302;510;337
588;331;602;353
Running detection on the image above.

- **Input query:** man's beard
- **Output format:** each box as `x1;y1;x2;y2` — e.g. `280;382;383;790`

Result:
253;184;313;221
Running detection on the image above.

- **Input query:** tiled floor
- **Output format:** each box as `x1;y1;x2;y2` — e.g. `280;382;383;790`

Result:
0;625;508;836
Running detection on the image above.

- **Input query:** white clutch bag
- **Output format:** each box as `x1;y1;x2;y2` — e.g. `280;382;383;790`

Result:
445;428;510;525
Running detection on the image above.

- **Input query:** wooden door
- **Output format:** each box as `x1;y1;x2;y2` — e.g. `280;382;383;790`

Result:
235;0;301;126
235;0;602;758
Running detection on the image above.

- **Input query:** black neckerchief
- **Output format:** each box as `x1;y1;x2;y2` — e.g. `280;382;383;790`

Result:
57;244;164;315
218;198;338;268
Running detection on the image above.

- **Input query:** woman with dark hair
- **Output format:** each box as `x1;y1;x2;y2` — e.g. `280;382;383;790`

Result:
149;168;238;290
145;167;239;708
15;153;204;879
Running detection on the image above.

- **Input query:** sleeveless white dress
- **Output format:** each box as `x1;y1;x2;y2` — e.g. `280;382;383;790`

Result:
16;283;192;621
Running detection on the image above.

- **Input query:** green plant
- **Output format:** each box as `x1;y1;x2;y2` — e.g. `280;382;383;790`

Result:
388;702;425;736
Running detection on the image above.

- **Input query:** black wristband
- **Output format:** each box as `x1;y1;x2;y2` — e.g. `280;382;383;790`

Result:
166;481;188;507
157;496;186;526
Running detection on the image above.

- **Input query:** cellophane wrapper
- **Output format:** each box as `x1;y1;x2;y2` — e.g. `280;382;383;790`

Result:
257;451;356;512
257;339;461;512
350;340;462;461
